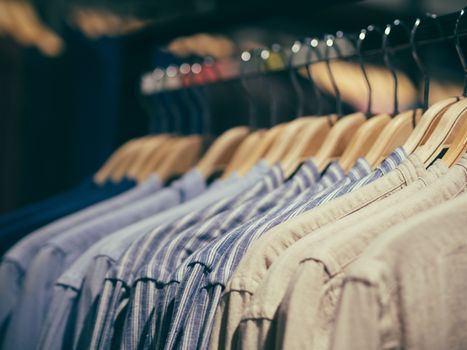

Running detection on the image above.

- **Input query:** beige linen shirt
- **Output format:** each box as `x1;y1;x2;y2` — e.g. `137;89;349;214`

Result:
209;155;441;350
275;156;467;350
237;155;466;350
331;191;467;350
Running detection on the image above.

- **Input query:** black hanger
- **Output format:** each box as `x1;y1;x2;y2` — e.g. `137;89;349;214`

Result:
454;7;467;97
410;13;445;111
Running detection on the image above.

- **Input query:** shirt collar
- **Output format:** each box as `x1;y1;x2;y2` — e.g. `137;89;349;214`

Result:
377;147;408;175
290;159;321;188
319;161;346;185
346;158;372;181
170;168;207;202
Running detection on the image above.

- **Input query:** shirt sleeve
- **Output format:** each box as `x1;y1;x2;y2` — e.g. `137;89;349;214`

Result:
72;256;116;349
37;286;77;350
330;277;382;350
2;246;67;350
276;262;329;350
0;260;22;338
209;287;253;350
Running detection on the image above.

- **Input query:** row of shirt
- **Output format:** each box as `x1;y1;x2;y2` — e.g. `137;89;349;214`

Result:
0;148;466;350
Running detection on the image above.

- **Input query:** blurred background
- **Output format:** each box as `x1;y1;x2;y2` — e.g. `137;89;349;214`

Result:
0;0;465;214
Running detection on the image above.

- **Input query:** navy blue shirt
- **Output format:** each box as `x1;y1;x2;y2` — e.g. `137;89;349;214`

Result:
0;178;134;255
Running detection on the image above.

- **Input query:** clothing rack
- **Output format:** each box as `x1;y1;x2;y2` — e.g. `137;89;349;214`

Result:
141;9;467;96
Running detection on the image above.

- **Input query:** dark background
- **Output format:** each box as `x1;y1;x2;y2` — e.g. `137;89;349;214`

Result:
0;0;465;214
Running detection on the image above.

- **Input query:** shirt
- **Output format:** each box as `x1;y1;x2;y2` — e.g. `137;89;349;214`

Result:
0;176;94;229
39;164;278;350
209;152;427;350
274;158;467;349
124;161;320;350
331;190;467;350
162;154;384;350
0;176;152;337
1;170;205;350
145;160;351;350
76;161;272;350
241;156;466;350
0;178;135;254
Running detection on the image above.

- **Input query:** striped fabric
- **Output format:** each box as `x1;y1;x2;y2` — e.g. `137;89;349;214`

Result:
125;161;322;350
147;158;370;349
161;149;406;350
85;164;286;350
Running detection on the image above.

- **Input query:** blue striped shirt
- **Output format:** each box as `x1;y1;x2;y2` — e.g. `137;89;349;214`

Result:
82;163;285;350
121;161;322;350
161;149;406;350
145;159;368;349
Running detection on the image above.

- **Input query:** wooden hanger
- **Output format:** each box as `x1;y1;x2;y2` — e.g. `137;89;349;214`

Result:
338;113;391;172
126;135;170;180
414;98;467;167
281;116;333;177
110;138;153;183
402;14;460;155
136;136;178;182
403;98;459;154
236;124;286;176
262;117;317;166
365;20;429;168
281;34;364;174
366;109;423;168
156;135;203;182
222;129;266;178
312;112;366;172
442;116;467;167
196;126;250;179
94;137;150;184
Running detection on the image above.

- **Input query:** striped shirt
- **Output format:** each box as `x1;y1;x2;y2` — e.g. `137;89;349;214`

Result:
122;161;321;350
148;158;371;349
83;163;285;350
161;149;405;350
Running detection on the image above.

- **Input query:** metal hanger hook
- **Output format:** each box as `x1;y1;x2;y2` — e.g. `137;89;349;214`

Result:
289;40;306;117
357;25;383;117
324;34;343;118
304;37;324;115
411;13;445;110
240;49;259;129
383;20;416;116
454;7;467;97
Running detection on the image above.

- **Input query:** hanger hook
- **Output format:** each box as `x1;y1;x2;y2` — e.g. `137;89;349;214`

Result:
240;50;258;129
289;40;306;117
258;47;279;126
411;13;445;111
163;65;184;133
324;34;343;118
304;37;324;115
383;19;418;116
455;7;467;97
357;26;383;117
